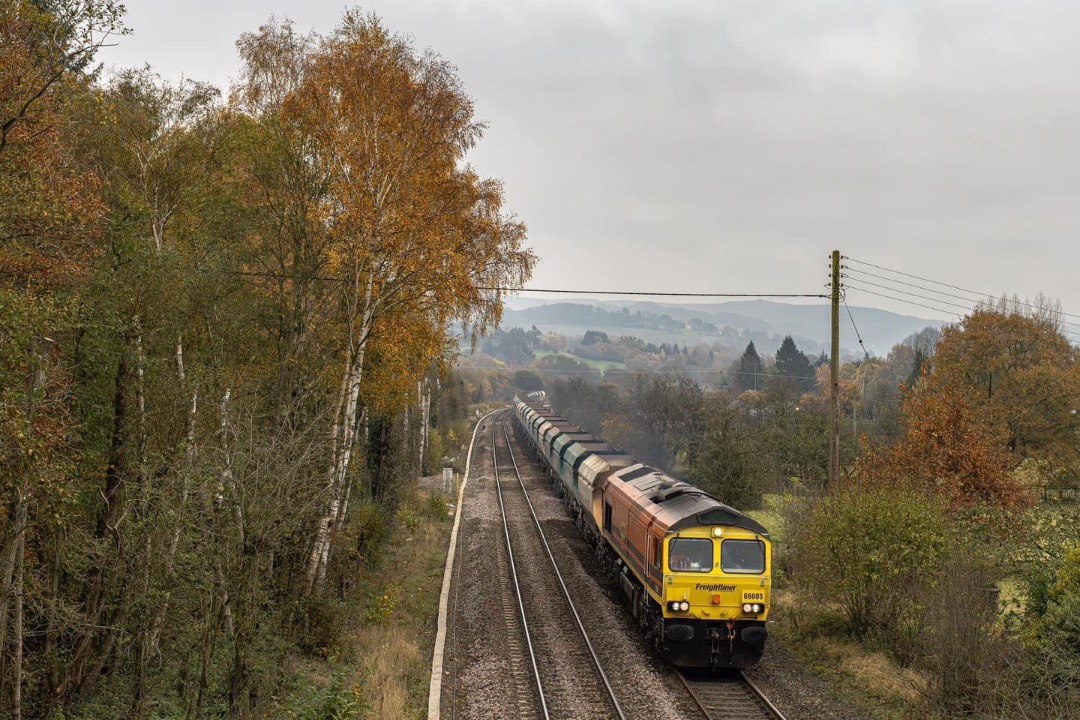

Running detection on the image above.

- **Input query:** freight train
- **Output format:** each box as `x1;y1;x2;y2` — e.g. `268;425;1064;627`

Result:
513;394;772;669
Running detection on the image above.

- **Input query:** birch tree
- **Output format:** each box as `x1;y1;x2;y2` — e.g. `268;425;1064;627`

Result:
274;13;534;590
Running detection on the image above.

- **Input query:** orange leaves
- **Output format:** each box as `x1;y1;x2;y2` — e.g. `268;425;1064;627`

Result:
861;378;1027;511
860;308;1080;512
0;3;114;288
932;309;1080;460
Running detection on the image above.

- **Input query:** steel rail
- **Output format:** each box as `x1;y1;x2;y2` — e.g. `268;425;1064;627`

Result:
677;670;788;720
742;671;788;719
492;411;550;720
499;418;629;720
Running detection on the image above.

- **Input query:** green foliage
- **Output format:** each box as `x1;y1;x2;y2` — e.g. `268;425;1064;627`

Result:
1009;506;1080;624
290;672;367;720
1035;545;1080;651
480;326;537;364
791;485;951;656
685;403;761;509
732;340;764;392
364;583;402;625
773;335;814;391
581;329;609;345
0;2;532;714
350;502;390;566
512;369;543;392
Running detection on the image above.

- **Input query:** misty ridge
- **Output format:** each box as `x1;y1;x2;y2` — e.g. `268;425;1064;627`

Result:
500;298;941;357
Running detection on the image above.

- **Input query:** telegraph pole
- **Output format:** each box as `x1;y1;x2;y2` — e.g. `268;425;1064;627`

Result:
829;250;841;485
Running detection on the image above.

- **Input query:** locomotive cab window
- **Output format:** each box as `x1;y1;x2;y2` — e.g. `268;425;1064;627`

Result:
668;538;712;572
650;537;661;569
721;539;766;574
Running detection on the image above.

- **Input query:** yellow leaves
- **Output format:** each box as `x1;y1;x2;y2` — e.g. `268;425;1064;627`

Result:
237;13;533;415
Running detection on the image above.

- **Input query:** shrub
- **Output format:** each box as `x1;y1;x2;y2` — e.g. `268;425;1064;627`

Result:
1038;545;1080;652
920;552;1004;715
364;583;401;624
790;484;950;662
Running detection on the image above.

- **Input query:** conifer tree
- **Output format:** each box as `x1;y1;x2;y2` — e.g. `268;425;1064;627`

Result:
734;341;764;392
775;335;815;391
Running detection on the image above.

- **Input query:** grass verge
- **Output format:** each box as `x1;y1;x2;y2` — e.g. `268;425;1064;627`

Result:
770;588;925;720
279;487;454;719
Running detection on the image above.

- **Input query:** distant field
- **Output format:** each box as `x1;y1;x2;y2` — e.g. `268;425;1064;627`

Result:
534;351;626;371
527;323;737;354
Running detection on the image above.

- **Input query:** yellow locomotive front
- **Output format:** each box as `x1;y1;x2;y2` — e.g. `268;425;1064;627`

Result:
659;525;771;668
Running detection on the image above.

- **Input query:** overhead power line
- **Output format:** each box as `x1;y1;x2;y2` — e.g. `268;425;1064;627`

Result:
843;281;1080;339
844;277;977;314
192;269;831;300
845;256;1080;322
844;267;984;304
842;282;972;319
840;292;873;362
464;365;821;380
488;287;830;299
845;267;1080;331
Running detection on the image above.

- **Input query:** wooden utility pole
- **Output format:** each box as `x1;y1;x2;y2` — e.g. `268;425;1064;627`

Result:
829;251;841;485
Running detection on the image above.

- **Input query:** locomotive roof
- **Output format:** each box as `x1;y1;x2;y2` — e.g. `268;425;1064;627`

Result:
614;464;769;537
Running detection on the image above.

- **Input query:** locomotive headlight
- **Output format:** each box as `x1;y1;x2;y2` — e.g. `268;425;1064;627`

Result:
742;603;753;613
752;603;763;613
680;601;690;612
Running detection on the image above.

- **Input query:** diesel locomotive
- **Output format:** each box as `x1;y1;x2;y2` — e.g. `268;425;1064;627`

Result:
513;394;772;669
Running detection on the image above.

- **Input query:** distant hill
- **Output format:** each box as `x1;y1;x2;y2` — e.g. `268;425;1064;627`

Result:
500;298;941;356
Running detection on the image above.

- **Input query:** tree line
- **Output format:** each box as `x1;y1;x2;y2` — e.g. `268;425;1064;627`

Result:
0;3;533;718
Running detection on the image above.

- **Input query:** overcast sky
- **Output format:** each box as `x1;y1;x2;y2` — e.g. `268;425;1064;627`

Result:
98;0;1080;334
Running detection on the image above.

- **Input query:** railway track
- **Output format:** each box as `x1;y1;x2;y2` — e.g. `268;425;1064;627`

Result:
678;670;788;720
491;411;627;720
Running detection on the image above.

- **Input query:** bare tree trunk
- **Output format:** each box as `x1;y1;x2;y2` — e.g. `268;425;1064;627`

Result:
418;378;430;473
147;348;198;669
77;603;127;699
0;337;52;648
98;347;128;543
305;349;363;590
44;547;61;695
176;333;185;383
0;515;20;668
134;320;148;495
6;336;52;718
11;530;24;720
305;285;374;591
217;389;243;543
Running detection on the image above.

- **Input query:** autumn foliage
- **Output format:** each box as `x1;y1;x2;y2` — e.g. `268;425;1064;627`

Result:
860;383;1026;510
0;5;533;718
932;309;1080;462
856;307;1080;511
